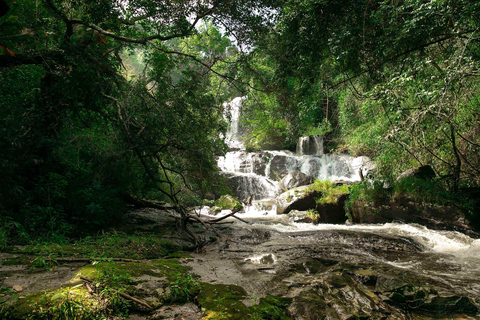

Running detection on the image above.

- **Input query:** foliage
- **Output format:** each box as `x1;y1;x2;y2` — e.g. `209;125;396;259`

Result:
24;231;179;260
393;177;457;205
0;0;283;244
310;180;350;205
306;209;320;224
345;181;391;212
214;195;243;211
239;0;480;196
167;273;201;303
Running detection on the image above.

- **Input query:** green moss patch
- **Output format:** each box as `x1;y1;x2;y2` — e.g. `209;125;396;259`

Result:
250;296;291;320
0;285;130;320
310;180;349;205
198;283;291;320
1;256;198;319
215;195;243;211
199;283;249;319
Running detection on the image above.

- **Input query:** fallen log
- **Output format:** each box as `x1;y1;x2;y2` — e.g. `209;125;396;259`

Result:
122;193;176;210
188;208;251;225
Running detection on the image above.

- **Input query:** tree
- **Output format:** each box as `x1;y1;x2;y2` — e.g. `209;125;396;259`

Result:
0;0;281;243
239;0;480;189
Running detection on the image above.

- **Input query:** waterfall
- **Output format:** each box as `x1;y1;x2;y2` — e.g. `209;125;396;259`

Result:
296;135;324;156
224;97;244;149
219;97;374;202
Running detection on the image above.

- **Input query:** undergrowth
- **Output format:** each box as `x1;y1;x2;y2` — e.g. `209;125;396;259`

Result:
22;231;179;261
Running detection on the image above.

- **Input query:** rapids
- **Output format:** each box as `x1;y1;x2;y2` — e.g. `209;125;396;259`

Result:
202;97;480;318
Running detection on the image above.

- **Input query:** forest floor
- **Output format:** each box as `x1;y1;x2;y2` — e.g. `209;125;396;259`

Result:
0;209;291;320
1;208;478;319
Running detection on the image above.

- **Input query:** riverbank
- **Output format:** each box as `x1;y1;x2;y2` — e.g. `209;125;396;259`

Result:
1;208;479;319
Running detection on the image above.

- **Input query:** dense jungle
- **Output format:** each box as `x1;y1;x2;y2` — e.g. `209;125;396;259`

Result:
1;0;480;319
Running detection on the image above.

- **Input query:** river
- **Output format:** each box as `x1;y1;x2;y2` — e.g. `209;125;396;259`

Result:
189;97;480;319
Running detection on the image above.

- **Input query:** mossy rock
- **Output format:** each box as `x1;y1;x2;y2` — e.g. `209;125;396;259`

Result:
198;283;291;320
198;283;249;319
215;195;243;211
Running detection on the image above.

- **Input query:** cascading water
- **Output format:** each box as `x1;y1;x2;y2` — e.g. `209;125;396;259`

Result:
296;135;324;155
218;98;373;202
203;97;480;317
223;97;244;150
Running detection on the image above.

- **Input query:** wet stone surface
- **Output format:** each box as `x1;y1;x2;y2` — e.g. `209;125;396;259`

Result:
186;222;480;319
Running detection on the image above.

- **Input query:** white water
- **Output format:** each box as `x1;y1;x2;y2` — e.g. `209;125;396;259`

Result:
216;97;480;265
296;135;324;155
223;97;245;149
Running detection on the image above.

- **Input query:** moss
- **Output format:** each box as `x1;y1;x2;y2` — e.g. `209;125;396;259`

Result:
1;256;197;319
0;285;129;320
250;296;291;320
197;283;291;320
198;283;250;319
215;195;243;211
310;180;349;205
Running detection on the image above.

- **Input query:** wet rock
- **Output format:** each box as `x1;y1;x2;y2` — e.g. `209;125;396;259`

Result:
149;302;201;320
222;172;276;200
251;152;268;176
278;170;314;194
316;193;349;224
349;196;478;236
266;153;297;181
275;185;322;214
288;210;315;223
376;276;479;314
396;165;436;182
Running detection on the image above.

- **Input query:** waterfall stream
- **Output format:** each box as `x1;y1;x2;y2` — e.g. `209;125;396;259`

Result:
207;98;480;317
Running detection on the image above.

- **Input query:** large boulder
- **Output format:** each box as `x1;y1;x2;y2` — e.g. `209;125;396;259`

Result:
315;193;349;224
396;165;436;182
275;185;322;214
349;196;478;237
214;195;243;211
222;172;276;201
277;170;314;194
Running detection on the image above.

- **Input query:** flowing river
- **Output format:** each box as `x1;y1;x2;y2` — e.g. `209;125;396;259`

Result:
189;97;480;319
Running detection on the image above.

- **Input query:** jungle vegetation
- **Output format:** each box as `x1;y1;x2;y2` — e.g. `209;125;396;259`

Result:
1;0;480;245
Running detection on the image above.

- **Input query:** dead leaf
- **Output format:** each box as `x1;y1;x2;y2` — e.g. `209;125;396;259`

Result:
12;285;22;292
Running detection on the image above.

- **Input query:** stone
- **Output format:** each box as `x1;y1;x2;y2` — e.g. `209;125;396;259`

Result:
275;185;322;214
150;302;201;320
396;165;436;182
278;170;314;194
315;193;349;224
288;210;315;224
348;196;478;237
12;285;22;292
214;195;243;211
223;172;276;200
266;153;297;181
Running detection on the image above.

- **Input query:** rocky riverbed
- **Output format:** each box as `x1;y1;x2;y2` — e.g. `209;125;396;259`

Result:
1;208;479;319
